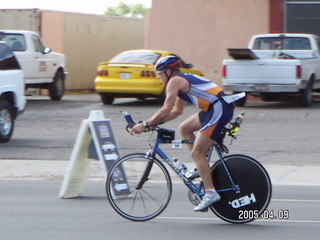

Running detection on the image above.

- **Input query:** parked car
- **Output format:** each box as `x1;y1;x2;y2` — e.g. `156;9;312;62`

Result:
94;49;203;104
0;41;26;142
0;30;67;100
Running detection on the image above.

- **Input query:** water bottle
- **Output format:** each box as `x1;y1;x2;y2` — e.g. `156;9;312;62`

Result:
185;168;200;180
235;112;245;126
173;158;188;174
229;112;245;137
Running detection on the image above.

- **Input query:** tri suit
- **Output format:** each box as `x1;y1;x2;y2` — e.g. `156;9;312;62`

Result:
177;73;234;141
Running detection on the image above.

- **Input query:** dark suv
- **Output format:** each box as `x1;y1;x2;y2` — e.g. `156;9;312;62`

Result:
0;41;26;142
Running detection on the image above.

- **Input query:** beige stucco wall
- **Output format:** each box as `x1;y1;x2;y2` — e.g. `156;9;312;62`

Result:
41;11;64;53
147;0;269;85
41;11;144;90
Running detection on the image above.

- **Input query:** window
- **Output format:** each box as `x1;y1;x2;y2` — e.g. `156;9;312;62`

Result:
0;33;26;51
0;43;21;70
110;51;161;64
32;35;45;53
253;37;311;50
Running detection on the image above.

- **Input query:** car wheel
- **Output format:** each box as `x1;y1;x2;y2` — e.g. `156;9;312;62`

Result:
0;100;14;143
260;93;277;102
299;80;313;107
49;70;65;101
100;93;114;105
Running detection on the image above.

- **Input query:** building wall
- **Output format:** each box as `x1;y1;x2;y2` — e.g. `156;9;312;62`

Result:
0;8;41;32
41;12;144;90
41;11;64;53
147;0;269;85
269;0;284;33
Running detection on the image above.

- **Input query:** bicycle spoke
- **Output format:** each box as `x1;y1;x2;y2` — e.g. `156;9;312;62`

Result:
106;153;172;221
129;190;139;214
138;190;149;215
140;188;163;205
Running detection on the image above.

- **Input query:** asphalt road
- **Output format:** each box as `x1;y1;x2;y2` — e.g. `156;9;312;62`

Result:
0;180;319;240
1;94;320;240
1;94;320;166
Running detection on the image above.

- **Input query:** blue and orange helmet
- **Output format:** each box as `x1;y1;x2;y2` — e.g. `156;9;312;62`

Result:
155;56;181;72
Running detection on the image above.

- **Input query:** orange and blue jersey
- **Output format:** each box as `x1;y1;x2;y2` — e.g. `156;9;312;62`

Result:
178;73;234;141
177;73;224;111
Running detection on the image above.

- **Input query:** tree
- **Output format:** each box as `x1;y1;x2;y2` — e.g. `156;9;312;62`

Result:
105;2;149;18
131;4;148;17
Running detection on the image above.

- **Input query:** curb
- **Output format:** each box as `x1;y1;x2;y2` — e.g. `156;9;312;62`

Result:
0;160;319;186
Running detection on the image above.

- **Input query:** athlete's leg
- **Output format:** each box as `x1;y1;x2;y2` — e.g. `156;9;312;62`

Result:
192;132;221;212
179;113;201;150
191;133;215;190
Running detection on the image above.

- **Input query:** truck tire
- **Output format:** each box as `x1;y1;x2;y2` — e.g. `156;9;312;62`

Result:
233;91;247;107
260;93;277;102
49;70;65;101
0;100;14;143
100;93;114;104
299;80;313;107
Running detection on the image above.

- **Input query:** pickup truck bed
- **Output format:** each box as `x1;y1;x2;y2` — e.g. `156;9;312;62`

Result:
223;34;320;107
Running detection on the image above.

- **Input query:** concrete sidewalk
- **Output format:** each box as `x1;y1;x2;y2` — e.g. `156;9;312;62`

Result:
0;159;319;186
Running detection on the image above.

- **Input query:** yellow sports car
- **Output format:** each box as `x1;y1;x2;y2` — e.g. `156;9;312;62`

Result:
94;49;203;104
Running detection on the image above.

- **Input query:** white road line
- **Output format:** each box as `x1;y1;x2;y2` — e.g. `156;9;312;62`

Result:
157;216;320;224
272;198;320;203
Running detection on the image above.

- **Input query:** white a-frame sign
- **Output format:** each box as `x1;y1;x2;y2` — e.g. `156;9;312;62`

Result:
59;110;125;198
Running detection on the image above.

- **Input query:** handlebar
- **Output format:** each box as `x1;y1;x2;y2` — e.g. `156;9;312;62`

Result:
120;111;135;128
121;110;162;131
120;111;175;140
120;110;244;141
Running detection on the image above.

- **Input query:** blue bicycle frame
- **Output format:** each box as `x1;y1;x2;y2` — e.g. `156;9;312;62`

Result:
146;134;240;198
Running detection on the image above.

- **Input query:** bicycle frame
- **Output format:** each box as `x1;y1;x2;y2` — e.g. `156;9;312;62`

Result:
108;111;271;223
145;134;240;198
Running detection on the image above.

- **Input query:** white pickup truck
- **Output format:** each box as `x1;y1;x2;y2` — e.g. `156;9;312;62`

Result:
0;30;67;100
0;41;26;142
222;33;320;106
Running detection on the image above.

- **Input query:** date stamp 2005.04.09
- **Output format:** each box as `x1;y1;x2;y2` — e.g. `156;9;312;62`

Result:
239;209;290;220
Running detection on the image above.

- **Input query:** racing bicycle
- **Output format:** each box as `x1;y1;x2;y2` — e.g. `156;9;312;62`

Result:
105;111;272;223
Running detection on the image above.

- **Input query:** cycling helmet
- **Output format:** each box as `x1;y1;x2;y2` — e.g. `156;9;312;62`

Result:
155;56;181;71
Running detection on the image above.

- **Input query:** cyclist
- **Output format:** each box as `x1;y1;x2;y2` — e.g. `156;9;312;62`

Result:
131;56;234;211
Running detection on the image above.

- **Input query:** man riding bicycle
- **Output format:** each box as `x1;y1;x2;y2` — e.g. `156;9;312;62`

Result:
131;56;234;211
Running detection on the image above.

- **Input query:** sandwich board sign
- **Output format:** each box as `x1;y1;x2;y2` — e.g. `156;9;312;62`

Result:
59;110;128;198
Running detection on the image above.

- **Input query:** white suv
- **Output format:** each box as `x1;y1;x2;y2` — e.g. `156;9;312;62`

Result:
0;41;26;142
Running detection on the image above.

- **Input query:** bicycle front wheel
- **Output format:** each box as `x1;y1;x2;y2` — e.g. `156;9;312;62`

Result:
106;153;172;221
210;154;272;224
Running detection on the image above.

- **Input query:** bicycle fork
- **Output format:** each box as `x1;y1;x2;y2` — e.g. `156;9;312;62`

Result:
135;159;153;190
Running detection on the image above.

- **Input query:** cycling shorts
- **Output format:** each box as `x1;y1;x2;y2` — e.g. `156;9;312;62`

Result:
198;99;234;141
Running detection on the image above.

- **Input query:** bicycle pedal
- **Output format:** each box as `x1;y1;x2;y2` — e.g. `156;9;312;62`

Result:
200;208;209;212
188;191;201;206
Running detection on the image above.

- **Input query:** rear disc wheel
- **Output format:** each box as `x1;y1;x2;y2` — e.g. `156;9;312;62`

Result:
209;155;272;223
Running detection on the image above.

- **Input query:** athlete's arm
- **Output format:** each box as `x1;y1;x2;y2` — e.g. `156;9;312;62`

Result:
131;76;187;134
163;97;186;122
146;77;181;126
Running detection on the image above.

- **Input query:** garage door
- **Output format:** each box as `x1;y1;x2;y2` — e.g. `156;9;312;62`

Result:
286;1;320;36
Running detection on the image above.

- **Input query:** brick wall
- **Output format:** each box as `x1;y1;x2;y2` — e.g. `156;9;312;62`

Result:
269;0;284;33
147;0;269;82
